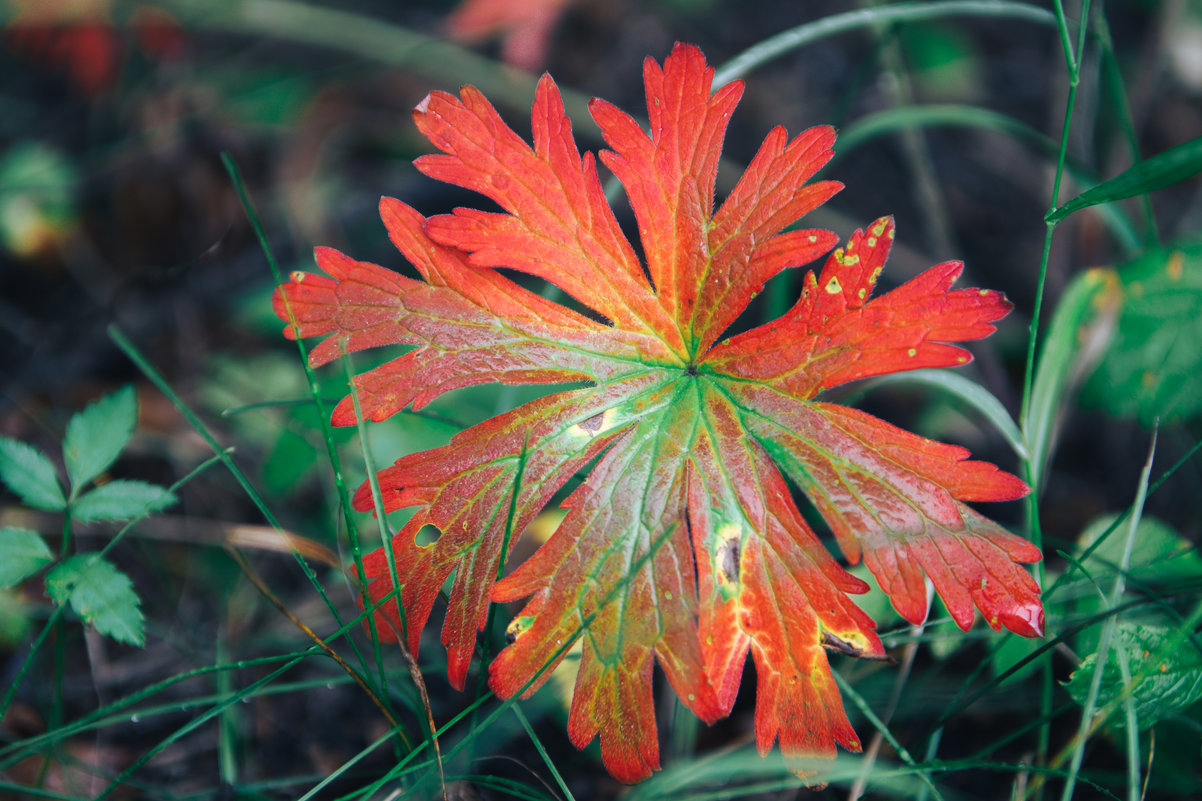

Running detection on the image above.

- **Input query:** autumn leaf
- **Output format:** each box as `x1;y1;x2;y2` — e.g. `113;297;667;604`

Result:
445;0;572;72
274;42;1042;783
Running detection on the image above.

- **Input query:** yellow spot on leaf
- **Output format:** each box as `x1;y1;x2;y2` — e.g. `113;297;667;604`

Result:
1167;251;1184;281
857;288;866;300
907;348;917;357
807;234;818;244
290;271;306;282
867;237;877;247
825;276;842;294
870;220;887;237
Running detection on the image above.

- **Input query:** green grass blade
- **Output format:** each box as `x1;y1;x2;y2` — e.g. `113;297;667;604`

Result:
832;671;945;801
713;0;1055;87
835;105;1140;252
863;368;1027;460
1023;268;1122;493
171;0;594;126
1060;430;1156;801
513;705;575;801
1048;135;1202;223
219;153;391;705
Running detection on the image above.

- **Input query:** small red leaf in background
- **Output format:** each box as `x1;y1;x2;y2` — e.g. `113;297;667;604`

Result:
275;42;1041;783
445;0;573;71
5;1;185;96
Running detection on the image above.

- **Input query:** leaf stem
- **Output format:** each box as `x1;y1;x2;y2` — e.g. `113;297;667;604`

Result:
1017;2;1092;792
219;153;388;705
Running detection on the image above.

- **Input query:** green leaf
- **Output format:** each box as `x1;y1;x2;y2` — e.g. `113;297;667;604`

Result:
1066;623;1202;730
45;555;144;646
70;480;177;523
1083;243;1202;423
0;527;54;587
1070;514;1202;656
63;385;137;493
0;588;33;647
0;436;66;512
1078;514;1202;587
0;141;77;257
1048;135;1202;223
1024;268;1122;491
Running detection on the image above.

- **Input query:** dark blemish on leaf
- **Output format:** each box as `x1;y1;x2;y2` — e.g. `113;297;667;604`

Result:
821;630;894;662
579;412;605;433
686;364;699;377
717;537;740;583
505;615;533;644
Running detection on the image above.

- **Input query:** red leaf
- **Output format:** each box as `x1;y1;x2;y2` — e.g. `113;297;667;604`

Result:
444;0;572;71
274;42;1042;784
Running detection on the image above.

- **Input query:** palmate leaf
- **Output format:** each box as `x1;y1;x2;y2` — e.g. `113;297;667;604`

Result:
275;43;1041;782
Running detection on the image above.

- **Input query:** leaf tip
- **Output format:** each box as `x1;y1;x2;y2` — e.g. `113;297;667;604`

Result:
997;600;1045;638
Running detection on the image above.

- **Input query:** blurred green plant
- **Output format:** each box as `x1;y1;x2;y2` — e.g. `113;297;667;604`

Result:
1082;242;1202;424
0;141;76;260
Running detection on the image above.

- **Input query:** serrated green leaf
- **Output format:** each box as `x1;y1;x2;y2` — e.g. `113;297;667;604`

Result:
1066;623;1202;730
0;436;66;512
63;385;137;494
1071;515;1202;656
1048;135;1202;223
45;555;144;646
1083;242;1202;423
70;480;176;523
0;527;54;587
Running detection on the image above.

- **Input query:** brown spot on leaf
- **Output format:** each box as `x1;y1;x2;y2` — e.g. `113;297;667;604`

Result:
716;533;740;584
822;630;893;662
579;412;605;432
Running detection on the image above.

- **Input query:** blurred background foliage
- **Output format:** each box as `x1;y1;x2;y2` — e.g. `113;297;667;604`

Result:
1;1;1201;799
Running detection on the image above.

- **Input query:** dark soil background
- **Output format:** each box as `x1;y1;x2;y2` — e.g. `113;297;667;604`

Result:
2;1;1200;799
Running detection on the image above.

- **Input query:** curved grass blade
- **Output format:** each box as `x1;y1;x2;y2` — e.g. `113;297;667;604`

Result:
1047;135;1202;224
1059;430;1156;801
835;105;1140;252
862;368;1027;460
713;0;1055;87
1023;268;1122;494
